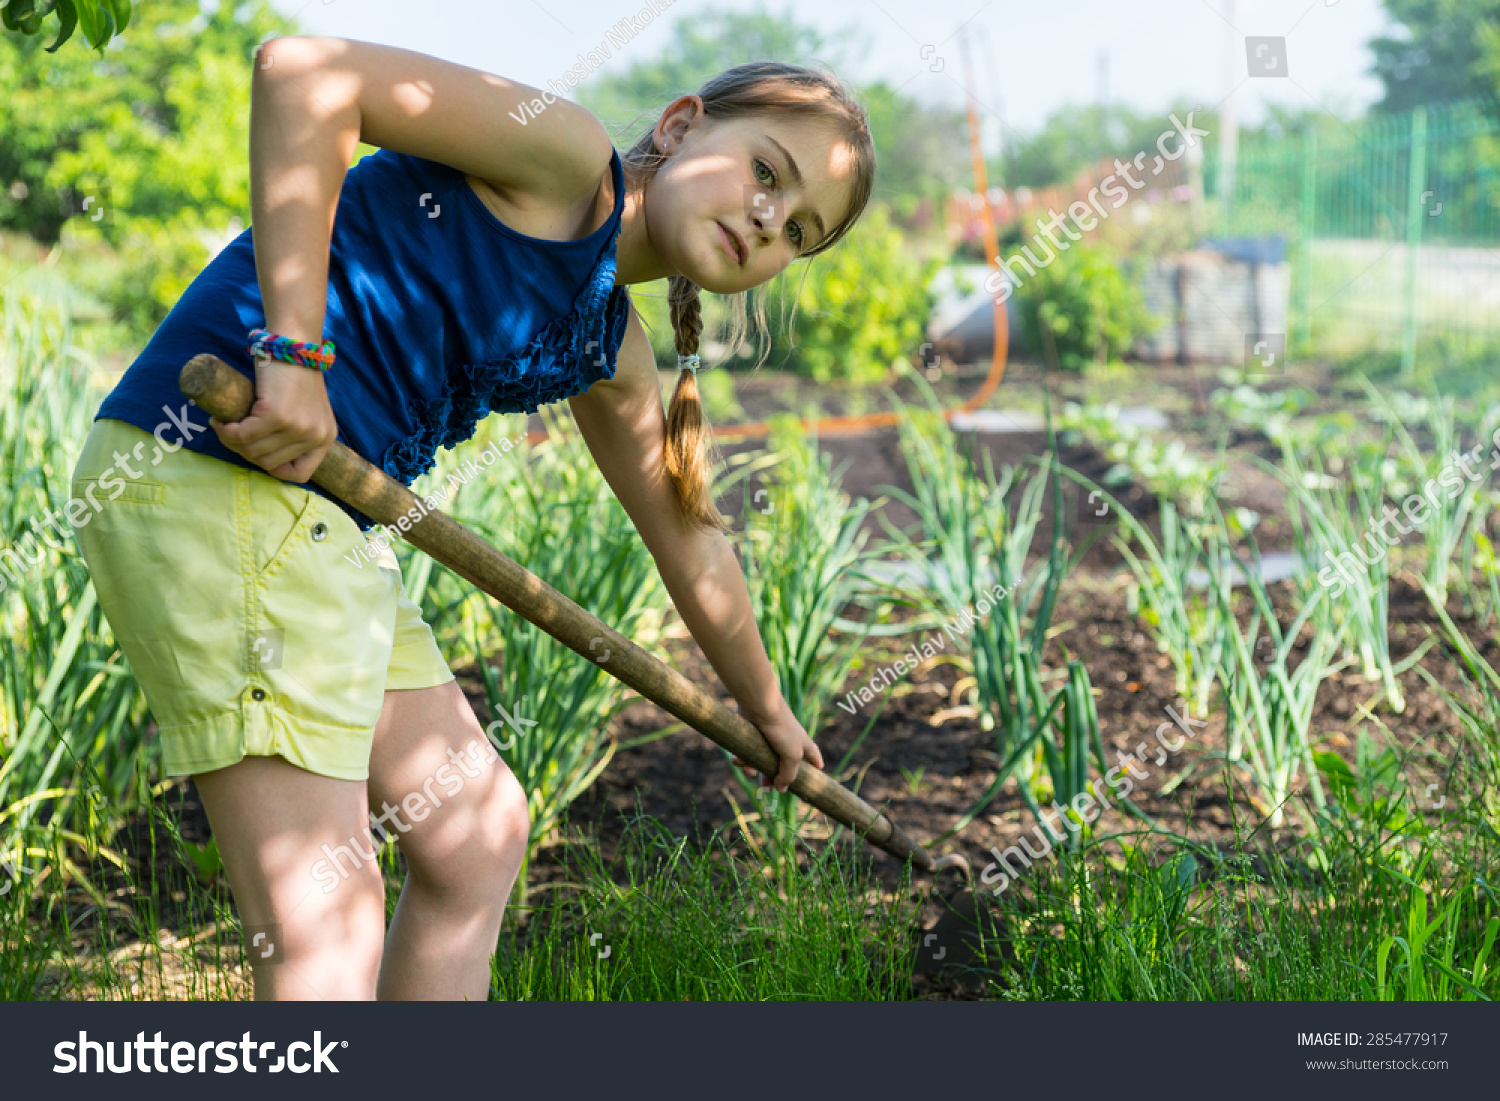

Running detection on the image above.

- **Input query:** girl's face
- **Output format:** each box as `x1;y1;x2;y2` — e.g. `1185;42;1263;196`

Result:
645;97;860;294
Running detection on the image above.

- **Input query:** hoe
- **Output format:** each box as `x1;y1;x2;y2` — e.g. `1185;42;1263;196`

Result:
180;354;961;879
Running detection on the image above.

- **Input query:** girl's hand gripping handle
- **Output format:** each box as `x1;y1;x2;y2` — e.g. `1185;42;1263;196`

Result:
209;358;338;483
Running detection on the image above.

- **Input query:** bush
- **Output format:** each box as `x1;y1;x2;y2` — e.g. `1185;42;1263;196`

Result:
1010;242;1154;370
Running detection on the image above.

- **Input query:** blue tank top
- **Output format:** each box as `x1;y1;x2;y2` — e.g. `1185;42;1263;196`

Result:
95;145;631;531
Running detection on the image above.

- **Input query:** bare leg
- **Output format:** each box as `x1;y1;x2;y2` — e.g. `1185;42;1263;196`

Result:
194;756;386;1000
366;680;530;1001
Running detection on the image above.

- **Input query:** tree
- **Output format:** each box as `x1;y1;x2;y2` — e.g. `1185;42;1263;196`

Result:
1;0;292;327
1;0;131;53
573;2;860;136
1370;0;1500;111
859;79;968;211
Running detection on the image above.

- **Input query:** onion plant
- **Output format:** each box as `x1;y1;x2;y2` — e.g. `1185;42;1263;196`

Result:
1069;477;1230;718
1025;660;1109;851
1363;381;1484;608
1273;436;1409;712
735;413;895;873
1205;498;1352;831
1418;577;1500;839
1471;522;1500;631
875;371;1101;843
0;268;153;892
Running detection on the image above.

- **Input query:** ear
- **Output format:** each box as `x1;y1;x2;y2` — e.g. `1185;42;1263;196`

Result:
654;95;706;154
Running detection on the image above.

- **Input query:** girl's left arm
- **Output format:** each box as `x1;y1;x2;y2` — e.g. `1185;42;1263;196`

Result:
568;308;824;792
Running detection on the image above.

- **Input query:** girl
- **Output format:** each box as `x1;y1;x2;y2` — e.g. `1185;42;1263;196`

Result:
68;37;876;1000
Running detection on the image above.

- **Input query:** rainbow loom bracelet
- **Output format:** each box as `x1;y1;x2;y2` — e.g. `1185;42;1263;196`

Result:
247;328;336;371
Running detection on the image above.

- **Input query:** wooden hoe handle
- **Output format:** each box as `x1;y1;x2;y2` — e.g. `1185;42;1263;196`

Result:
180;354;935;872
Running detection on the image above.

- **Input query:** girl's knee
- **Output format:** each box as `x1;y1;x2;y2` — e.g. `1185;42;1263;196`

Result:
493;765;531;852
465;768;531;882
404;768;529;899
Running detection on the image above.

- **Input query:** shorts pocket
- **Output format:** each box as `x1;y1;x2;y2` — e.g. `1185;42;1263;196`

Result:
69;478;165;509
250;491;317;583
110;482;166;505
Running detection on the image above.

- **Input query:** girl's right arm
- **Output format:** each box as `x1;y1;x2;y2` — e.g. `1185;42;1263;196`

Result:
211;37;616;482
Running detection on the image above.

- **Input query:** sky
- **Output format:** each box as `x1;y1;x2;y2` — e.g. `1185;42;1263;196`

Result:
267;0;1399;144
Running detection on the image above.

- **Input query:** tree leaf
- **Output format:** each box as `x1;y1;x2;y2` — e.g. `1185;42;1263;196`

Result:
72;0;103;46
44;0;76;51
102;0;127;33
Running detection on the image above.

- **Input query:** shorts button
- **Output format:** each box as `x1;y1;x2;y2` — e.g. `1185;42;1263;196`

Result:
311;521;329;542
251;687;267;701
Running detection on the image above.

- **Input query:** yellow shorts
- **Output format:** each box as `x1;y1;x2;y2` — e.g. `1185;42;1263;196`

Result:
69;417;454;782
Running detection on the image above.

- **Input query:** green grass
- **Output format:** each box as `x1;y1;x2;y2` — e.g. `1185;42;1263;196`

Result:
491;810;922;1001
7;771;1494;1001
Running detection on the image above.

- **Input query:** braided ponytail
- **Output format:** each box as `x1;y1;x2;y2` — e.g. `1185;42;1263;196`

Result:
618;60;876;537
664;275;733;535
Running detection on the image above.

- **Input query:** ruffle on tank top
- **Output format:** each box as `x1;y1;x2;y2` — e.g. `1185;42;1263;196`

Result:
378;236;631;487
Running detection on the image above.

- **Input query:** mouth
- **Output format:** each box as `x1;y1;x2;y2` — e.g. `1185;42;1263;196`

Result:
715;221;746;267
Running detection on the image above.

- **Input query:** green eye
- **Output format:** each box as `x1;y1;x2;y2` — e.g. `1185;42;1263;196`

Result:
752;157;804;250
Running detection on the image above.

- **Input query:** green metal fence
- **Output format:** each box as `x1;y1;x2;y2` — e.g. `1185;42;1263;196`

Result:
1204;98;1500;374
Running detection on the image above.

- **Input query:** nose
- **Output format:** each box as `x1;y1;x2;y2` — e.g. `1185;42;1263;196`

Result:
750;196;784;242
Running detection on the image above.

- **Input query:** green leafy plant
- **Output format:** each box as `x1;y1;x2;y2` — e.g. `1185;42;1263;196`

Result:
3;1;294;333
174;827;221;888
747;202;935;383
1010;242;1154;371
1210;383;1318;441
1058;401;1225;515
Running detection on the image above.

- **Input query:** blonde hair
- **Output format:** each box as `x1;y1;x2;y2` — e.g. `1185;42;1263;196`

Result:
620;61;876;535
